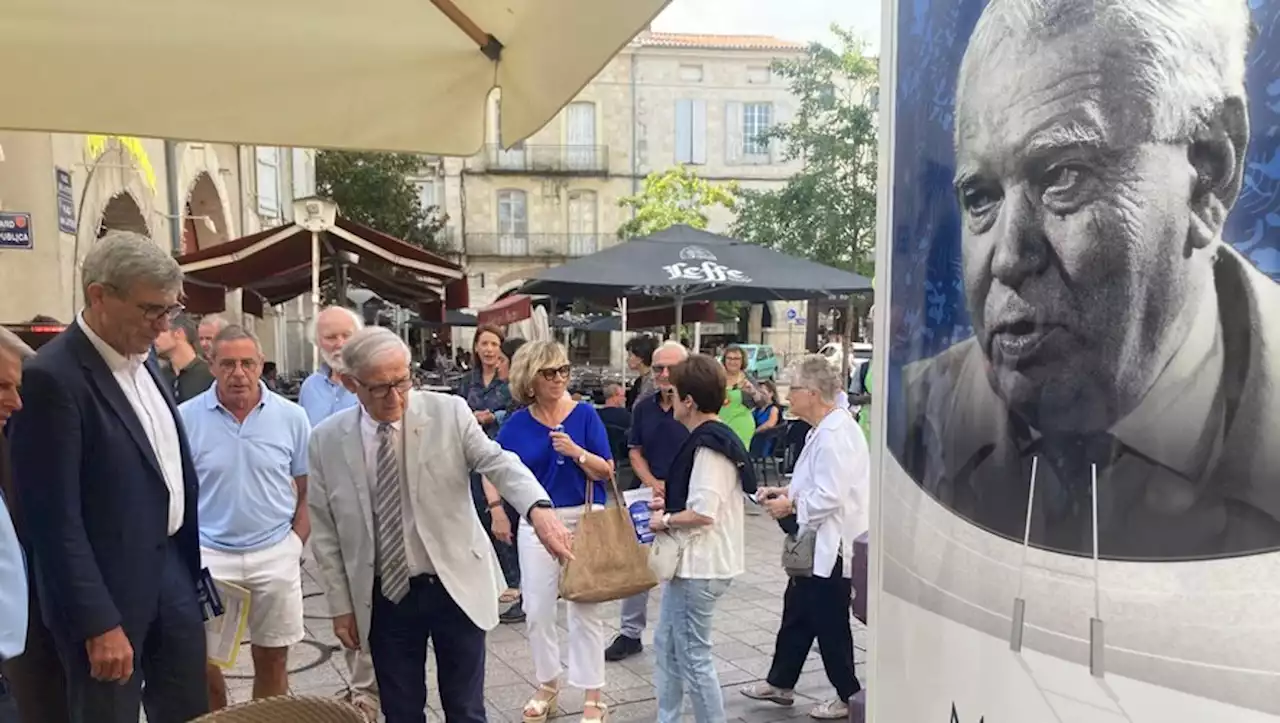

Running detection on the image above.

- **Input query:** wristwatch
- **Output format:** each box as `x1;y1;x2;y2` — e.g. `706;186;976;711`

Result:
576;451;588;465
527;499;553;522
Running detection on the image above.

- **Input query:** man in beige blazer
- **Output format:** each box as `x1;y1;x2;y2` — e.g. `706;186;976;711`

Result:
307;327;573;723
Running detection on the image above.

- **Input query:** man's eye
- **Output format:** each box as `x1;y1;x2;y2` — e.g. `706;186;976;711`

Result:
1043;165;1083;193
959;183;1002;216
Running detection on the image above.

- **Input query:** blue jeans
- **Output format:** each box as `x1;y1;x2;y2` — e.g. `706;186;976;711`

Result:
654;578;732;723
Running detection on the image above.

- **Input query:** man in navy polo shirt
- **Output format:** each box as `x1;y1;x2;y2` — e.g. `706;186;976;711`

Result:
605;340;689;662
179;326;311;710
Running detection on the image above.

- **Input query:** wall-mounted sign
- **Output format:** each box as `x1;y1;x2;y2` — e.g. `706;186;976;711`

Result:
0;212;33;249
55;168;76;234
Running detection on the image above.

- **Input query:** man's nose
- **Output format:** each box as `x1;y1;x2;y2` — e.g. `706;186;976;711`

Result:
990;187;1051;289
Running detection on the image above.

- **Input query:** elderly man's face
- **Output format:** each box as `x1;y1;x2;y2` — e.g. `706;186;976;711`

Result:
346;349;412;424
954;30;1213;432
316;310;358;369
88;282;182;357
0;350;23;428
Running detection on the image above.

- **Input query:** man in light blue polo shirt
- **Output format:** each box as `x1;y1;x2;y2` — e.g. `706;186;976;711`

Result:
298;306;362;427
179;326;310;712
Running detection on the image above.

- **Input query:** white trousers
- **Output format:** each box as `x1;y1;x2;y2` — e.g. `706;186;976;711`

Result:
518;505;607;690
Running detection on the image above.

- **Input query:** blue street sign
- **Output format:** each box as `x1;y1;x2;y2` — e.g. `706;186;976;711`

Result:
56;168;76;234
0;212;33;249
786;308;798;320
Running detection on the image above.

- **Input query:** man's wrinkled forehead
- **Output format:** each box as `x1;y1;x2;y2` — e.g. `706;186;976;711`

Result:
955;26;1135;162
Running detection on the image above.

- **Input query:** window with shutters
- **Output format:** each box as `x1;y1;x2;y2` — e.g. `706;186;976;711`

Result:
566;102;597;170
291;148;316;200
255;147;281;217
567;191;598;256
496;189;528;256
742;102;773;157
675;99;707;164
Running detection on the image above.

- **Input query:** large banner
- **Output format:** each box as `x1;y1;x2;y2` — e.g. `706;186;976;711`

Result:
874;0;1280;720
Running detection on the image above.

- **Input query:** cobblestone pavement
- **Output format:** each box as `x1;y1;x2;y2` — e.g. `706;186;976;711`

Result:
215;507;867;722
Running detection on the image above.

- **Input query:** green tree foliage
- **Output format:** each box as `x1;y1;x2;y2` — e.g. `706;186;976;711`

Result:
616;166;737;240
315;151;446;251
731;26;879;276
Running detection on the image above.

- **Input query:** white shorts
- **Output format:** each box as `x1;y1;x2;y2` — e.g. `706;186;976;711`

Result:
201;531;306;649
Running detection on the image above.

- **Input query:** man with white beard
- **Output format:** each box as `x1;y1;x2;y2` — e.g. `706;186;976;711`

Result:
295;305;375;719
298;306;363;428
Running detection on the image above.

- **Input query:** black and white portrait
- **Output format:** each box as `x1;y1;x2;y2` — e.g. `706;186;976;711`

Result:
897;0;1280;560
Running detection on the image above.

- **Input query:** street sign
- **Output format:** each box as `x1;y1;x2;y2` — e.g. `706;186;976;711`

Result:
795;316;806;325
0;212;33;249
56;168;76;234
786;308;798;320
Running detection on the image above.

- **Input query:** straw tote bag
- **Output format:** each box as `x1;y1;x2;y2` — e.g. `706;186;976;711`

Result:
559;473;659;603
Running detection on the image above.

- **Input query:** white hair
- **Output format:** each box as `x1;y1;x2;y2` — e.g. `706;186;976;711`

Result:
340;327;410;378
199;314;230;332
82;230;183;297
959;0;1252;143
654;340;690;361
309;305;364;346
0;327;35;363
785;354;842;405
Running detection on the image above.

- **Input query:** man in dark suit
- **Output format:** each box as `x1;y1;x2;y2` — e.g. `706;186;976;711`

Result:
9;231;209;723
0;328;68;723
899;0;1280;560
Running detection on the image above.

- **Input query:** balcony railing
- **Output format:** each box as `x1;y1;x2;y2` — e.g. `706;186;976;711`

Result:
467;145;609;175
464;233;608;258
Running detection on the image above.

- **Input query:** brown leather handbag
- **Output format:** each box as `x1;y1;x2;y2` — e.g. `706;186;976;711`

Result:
559;473;659;603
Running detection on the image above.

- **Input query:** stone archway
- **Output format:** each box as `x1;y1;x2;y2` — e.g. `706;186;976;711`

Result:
97;192;149;239
182;172;230;253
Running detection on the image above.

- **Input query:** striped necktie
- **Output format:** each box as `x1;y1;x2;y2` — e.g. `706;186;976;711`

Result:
374;422;411;603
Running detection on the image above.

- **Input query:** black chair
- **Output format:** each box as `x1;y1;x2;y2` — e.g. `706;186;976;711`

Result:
749;424;789;485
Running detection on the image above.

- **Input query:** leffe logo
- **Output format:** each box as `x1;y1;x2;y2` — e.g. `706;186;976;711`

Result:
663;245;752;284
951;703;984;723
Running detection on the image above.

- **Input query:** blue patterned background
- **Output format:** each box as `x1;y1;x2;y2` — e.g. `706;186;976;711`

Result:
886;0;1280;452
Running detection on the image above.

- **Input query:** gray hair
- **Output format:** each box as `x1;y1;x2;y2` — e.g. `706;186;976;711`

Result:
310;305;364;346
785;354;841;404
199;314;230;333
0;327;35;363
654;339;690;361
82;230;183;298
340;327;410;378
210;325;262;356
959;0;1252;143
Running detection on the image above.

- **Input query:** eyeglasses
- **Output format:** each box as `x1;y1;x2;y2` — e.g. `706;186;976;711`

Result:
216;358;260;374
652;364;672;376
105;284;184;322
537;365;571;381
356;377;413;399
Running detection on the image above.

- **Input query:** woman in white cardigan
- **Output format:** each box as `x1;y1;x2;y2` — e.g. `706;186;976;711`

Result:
741;355;871;720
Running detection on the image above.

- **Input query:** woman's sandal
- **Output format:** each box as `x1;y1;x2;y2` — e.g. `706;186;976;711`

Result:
522;684;559;723
582;699;609;722
499;587;521;604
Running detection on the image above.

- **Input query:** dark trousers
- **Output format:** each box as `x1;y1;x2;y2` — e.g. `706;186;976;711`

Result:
56;539;208;723
1;586;69;723
767;559;860;702
369;575;487;723
471;474;520;588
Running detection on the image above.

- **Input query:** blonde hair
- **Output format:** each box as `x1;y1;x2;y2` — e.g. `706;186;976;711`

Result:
508;340;570;405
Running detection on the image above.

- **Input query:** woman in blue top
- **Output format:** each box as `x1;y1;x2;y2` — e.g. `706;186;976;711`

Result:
497;341;614;723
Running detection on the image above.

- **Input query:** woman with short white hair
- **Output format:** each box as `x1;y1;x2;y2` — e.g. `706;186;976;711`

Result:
741;354;869;720
497;341;615;723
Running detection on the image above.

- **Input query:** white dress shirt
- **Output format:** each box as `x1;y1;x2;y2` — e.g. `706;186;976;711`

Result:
78;315;185;535
359;410;435;575
789;407;870;578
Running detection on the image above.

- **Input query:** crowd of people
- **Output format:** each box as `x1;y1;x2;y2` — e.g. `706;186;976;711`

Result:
0;230;872;723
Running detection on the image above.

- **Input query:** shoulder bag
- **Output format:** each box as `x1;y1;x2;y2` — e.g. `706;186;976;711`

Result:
559;473;659;603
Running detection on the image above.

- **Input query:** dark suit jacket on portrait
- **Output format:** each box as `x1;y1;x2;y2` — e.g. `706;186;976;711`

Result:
7;323;202;649
898;246;1280;560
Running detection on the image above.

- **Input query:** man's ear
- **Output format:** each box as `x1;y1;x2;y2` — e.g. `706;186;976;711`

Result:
1187;96;1248;249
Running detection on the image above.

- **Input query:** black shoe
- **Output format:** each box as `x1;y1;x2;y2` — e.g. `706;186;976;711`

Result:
604;634;643;661
499;600;526;624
